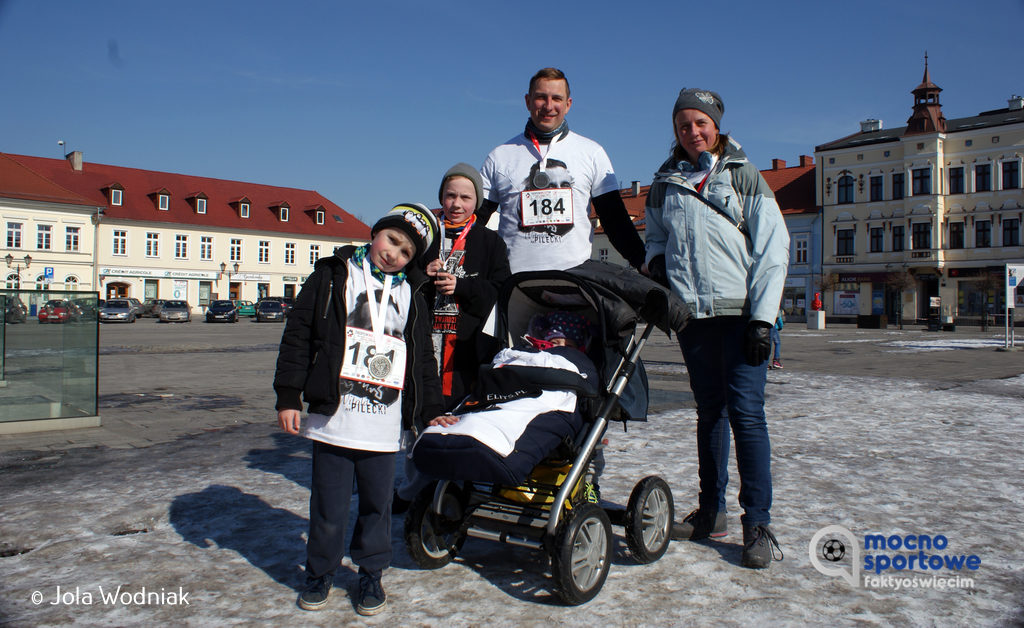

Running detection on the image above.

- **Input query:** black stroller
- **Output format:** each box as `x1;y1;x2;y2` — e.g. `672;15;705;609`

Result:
403;262;690;605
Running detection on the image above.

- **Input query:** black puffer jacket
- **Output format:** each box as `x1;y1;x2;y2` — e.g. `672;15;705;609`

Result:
273;246;444;434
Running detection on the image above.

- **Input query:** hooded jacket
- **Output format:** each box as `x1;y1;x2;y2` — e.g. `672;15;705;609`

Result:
273;245;444;434
644;137;789;324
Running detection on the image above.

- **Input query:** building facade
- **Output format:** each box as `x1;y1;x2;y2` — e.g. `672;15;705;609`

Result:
1;151;370;312
815;62;1024;324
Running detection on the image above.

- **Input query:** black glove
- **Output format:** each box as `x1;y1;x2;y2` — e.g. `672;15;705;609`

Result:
647;255;669;287
744;320;773;367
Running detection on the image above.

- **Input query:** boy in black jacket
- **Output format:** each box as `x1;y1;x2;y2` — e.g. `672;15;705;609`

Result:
274;203;445;616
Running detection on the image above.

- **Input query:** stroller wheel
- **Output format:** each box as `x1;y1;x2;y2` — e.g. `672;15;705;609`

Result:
624;475;674;564
403;483;466;569
551;502;612;605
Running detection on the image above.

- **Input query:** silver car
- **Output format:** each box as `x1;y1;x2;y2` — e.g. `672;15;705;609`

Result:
99;298;137;323
159;300;192;323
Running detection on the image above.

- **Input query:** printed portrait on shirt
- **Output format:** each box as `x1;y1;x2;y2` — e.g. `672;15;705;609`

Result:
518;158;575;237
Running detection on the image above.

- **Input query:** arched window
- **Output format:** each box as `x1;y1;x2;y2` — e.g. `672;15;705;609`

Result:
64;276;79;290
5;273;19;290
837;175;854;204
35;274;47;292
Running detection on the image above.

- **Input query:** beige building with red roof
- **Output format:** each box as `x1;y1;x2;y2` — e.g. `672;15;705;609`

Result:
0;151;369;311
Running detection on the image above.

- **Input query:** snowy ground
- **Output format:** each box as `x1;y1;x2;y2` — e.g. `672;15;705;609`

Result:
1;357;1023;625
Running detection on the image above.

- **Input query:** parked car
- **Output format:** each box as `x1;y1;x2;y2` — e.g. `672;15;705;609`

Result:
38;299;81;324
258;296;292;316
254;300;285;323
127;297;144;317
205;299;238;323
141;299;166;318
73;297;101;321
233;300;255;317
4;295;28;324
159;300;192;323
99;298;137;323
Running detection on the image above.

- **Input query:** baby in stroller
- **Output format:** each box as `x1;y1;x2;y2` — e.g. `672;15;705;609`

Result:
411;311;599;487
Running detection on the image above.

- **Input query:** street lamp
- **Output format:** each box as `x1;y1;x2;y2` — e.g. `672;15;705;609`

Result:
4;254;31;286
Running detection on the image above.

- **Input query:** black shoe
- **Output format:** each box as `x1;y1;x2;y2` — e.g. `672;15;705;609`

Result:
741;524;783;569
670;509;727;541
355;574;387;616
392;490;410;515
297;574;332;611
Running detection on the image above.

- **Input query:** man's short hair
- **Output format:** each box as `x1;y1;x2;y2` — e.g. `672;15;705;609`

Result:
528;67;570;98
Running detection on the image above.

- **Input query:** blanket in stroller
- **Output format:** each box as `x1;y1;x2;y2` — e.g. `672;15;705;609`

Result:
412;345;599;486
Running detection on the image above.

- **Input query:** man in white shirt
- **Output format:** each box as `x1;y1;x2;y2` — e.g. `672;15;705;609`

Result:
480;68;644;273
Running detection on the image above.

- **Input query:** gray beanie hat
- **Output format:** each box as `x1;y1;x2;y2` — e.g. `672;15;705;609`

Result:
438;162;484;212
372;203;439;260
672;88;725;128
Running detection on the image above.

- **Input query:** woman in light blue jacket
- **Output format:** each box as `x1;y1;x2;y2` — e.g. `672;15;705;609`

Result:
644;88;788;569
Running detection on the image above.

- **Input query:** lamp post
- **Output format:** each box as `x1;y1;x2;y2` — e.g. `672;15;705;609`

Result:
4;254;32;287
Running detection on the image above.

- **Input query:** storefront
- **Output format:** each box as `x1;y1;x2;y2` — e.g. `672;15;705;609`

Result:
98;266;220;309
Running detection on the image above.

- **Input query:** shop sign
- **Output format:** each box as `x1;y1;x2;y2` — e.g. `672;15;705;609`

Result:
99;266;218;280
228;273;271;281
282;276;299;282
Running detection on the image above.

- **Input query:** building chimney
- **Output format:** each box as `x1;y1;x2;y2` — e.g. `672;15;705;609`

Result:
771;159;786;170
66;150;83;171
860;119;883;133
631;181;641;197
799;155;814;167
1009;95;1024;111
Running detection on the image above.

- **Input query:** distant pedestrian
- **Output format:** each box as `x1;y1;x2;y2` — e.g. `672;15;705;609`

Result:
274;204;446;616
769;309;784;369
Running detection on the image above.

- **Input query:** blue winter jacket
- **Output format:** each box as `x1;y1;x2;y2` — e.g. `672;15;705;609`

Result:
644;138;789;324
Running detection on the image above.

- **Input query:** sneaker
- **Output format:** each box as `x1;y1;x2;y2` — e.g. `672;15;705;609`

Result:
297;574;332;611
670;509;727;541
772;359;783;369
355;574;387;616
741;524;783;569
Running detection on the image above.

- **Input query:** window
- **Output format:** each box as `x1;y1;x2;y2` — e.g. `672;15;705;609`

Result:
976;220;991;248
869;176;883;202
892;173;905;200
598;248;609;262
794;234;809;264
159;194;169;210
7;222;22;248
949;167;964;194
197;198;207;214
912;168;931;195
36;224;52;250
284;242;295;265
911;222;931;250
309;244;320;265
836;228;854;255
949;222;964;249
870;227;884;252
111;188;122;206
65;226;80;252
145;232;160;257
837;175;854;204
280;206;289;222
175;234;188;259
1003;218;1020;247
5;273;18;290
230;238;242;262
316;210;325;225
975;164;991;192
1003;161;1020;190
240;202;250;218
113;230;127;255
892;225;905;252
200;236;213;261
64;276;79;289
258;240;270;263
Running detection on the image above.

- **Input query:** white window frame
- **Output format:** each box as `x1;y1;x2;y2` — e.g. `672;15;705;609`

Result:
793;234;809;264
111;188;123;206
200;235;213;261
36;224;52;250
7;222;22;249
65;226;80;252
280;206;289;222
197;198;207;214
175;234;188;259
240;202;250;218
159;194;170;210
284;242;295;265
113;230;127;256
145;232;160;258
316;210;325;225
230;238;242;262
258;240;270;264
309;244;320;265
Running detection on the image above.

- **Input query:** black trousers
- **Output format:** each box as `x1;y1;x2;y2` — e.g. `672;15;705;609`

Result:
305;441;394;580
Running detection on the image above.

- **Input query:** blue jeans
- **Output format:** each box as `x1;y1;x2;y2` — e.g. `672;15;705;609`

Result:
769;326;781;361
679;316;772;526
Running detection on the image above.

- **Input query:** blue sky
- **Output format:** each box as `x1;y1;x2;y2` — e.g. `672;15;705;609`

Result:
2;0;1022;225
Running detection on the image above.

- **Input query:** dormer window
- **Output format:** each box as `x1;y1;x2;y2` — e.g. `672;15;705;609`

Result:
197;198;207;214
240;202;250;218
105;183;124;206
159;194;169;210
111;189;122;206
280;206;289;222
316;210;325;225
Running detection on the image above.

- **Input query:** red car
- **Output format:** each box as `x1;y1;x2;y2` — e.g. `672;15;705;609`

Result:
37;299;81;324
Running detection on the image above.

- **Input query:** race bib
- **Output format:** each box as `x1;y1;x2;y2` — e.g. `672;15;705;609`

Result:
520;188;573;227
341;327;407;390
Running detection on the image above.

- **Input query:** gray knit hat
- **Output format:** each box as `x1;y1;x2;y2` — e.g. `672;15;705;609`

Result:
372;203;439;260
438;162;484;212
672;88;725;128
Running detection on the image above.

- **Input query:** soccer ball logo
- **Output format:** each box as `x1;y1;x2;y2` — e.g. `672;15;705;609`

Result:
822;538;846;562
